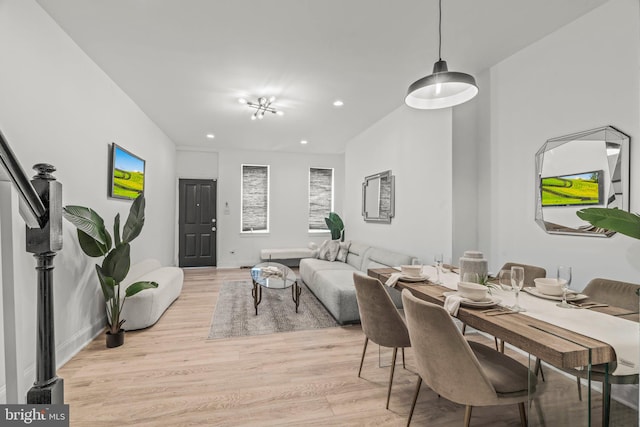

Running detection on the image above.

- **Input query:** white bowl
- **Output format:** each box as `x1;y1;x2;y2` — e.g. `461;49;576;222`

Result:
401;265;422;277
457;281;488;302
534;278;566;296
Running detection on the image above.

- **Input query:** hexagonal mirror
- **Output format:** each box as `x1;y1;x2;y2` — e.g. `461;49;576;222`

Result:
535;126;630;237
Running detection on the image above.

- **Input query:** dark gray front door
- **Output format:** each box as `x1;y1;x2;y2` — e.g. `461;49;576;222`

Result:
179;179;216;267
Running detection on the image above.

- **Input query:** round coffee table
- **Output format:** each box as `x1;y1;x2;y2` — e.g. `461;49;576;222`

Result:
250;262;301;315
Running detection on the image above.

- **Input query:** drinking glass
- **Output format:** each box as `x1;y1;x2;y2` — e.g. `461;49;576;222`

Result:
433;254;443;284
462;272;479;283
510;266;526;312
498;269;511;290
556;265;573;308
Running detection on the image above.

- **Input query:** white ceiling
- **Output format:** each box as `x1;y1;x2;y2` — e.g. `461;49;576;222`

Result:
36;0;608;154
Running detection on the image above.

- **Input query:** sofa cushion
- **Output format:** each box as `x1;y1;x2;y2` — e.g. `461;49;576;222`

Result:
305;268;403;324
307;270;361;324
300;257;356;287
345;241;371;270
300;241;412;325
362;247;414;272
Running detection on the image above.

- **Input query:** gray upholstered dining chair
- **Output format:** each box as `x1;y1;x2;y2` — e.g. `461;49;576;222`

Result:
499;262;546;287
353;273;411;410
401;289;538;427
564;277;640;424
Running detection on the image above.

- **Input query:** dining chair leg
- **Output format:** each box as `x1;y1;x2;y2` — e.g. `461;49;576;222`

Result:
500;340;505;353
402;347;406;369
518;402;527;427
534;358;545;382
358;337;369;378
386;347;398;409
464;405;473;427
494;337;500;352
574;375;582;401
406;376;422;427
461;323;467;335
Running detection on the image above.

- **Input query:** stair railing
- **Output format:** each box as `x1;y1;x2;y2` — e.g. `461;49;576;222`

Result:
0;128;64;404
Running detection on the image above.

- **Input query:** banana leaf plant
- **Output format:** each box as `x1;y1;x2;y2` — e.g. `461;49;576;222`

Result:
325;212;345;241
577;207;640;240
63;194;158;334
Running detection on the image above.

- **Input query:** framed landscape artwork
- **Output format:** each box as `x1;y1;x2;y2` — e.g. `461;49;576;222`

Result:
109;143;145;200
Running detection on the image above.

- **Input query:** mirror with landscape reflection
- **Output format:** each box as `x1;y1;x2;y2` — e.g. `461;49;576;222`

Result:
535;126;630;237
362;170;395;223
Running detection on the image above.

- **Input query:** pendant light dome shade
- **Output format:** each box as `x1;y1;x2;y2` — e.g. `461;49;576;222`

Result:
405;60;478;109
405;0;478;110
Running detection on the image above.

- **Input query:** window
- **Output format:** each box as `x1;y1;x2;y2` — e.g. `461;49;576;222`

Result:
308;167;334;231
241;164;269;232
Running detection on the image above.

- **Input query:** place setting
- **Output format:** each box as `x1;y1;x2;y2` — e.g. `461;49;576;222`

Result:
522;266;594;306
443;279;503;316
386;261;430;287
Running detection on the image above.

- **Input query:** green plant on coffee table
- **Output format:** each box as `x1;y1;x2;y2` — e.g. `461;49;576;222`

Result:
63;194;158;334
325;212;344;241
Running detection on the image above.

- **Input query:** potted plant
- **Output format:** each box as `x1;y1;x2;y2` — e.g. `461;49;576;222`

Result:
63;194;158;348
325;212;344;241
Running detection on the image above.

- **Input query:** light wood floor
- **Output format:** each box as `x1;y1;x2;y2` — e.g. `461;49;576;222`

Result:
58;268;636;426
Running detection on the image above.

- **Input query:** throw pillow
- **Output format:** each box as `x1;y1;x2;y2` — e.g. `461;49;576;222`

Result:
326;239;340;261
308;241;319;258
336;241;351;263
317;240;330;260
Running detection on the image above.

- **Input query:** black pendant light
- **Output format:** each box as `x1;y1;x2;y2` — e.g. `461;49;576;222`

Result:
405;0;478;109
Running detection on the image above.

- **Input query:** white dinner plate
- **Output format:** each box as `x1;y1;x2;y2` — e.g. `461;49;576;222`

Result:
443;291;501;308
400;274;430;282
523;287;588;302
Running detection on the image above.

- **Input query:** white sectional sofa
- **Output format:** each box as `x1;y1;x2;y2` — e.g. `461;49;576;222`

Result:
119;259;184;331
299;241;415;324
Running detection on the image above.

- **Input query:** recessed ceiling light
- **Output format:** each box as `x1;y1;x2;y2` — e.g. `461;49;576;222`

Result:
333;100;344;107
300;140;308;145
206;134;215;139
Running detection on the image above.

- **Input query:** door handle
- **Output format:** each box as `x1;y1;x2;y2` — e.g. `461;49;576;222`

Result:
212;227;216;231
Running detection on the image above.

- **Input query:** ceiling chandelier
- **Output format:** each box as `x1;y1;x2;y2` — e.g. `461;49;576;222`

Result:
405;0;478;109
238;96;284;120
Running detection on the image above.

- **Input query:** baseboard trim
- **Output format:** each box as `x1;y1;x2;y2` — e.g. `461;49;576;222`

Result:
56;317;105;368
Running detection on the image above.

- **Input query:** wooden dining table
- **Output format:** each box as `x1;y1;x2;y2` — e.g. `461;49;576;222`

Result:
369;267;638;369
368;267;640;426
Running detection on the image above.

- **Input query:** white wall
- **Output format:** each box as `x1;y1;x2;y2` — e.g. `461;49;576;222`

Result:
344;105;453;265
176;149;219;179
216;149;344;267
0;0;177;402
452;97;480;262
471;0;640;288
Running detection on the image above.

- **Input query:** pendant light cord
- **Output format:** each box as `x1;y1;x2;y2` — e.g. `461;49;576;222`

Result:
438;0;442;61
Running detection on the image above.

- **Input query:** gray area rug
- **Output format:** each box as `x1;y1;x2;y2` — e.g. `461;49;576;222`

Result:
208;280;339;339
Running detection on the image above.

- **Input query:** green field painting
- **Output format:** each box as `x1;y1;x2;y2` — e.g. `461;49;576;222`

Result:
113;168;144;199
541;173;599;206
112;145;145;199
